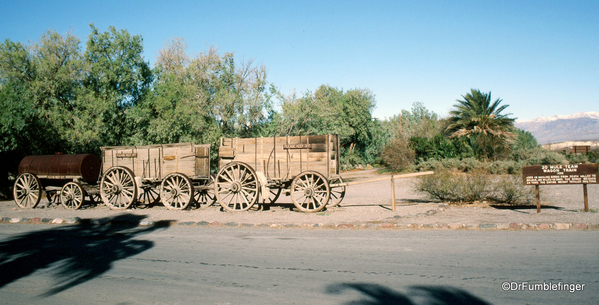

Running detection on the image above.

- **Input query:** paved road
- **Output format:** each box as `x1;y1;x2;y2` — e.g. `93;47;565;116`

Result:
0;223;597;304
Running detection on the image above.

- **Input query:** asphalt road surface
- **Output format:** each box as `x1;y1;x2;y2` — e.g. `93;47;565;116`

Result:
0;223;597;305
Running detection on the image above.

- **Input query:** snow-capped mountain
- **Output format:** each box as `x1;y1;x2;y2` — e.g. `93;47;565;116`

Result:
515;112;599;144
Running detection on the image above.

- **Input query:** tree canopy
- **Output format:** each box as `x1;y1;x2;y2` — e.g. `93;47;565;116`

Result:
445;89;516;160
1;28;389;176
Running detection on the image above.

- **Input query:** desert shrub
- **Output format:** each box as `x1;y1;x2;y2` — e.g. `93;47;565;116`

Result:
456;157;487;172
414;170;457;202
488;160;523;175
562;152;588;164
411;157;488;173
381;137;415;171
563;150;599;164
464;170;492;202
511;147;566;165
487;175;535;204
415;170;491;203
417;171;536;205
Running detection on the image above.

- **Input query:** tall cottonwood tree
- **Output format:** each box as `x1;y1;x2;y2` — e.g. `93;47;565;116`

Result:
271;85;380;165
73;24;153;152
0;30;84;155
130;38;272;147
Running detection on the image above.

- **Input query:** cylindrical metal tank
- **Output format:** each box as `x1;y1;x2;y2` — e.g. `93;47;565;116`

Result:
18;154;101;183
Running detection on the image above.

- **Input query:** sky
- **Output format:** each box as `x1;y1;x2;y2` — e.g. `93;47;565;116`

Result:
1;0;597;121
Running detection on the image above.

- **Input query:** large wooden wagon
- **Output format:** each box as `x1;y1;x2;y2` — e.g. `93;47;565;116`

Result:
100;143;213;210
13;142;213;211
215;134;346;212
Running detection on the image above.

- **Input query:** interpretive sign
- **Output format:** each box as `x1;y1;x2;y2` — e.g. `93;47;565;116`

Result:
522;163;598;213
522;163;598;185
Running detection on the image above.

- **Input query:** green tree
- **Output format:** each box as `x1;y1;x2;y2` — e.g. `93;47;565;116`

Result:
511;128;538;150
128;39;272;169
446;89;515;160
0;30;84;155
74;24;153;151
272;85;379;166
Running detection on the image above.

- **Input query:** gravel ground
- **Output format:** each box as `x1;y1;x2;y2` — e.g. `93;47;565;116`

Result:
2;169;598;227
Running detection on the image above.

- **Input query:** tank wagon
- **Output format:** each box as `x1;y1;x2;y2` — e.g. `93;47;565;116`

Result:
13;143;214;210
216;134;346;212
14;154;102;209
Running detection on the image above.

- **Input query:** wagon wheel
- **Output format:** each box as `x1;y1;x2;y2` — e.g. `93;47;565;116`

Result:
138;185;160;207
13;172;42;209
194;176;216;207
100;166;138;210
89;193;102;205
60;182;86;210
327;176;346;207
290;171;330;213
262;187;282;204
160;173;194;210
46;190;59;205
215;162;259;212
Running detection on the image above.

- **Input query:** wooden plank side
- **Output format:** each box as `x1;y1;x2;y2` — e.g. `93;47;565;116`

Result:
194;144;210;177
217;135;340;179
130;144;161;179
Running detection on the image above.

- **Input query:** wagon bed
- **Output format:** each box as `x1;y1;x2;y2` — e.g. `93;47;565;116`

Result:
216;134;346;212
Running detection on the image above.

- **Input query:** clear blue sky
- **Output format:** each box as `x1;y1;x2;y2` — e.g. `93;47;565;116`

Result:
1;0;597;121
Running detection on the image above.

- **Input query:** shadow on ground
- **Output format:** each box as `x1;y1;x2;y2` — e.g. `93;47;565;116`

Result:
326;282;491;305
0;214;171;296
490;204;564;210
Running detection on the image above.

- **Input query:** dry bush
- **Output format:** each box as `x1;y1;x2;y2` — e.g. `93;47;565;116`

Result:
416;170;532;204
381;137;415;172
487;175;535;204
415;170;491;203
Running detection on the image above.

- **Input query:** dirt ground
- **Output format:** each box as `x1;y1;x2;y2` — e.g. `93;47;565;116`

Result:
2;169;598;227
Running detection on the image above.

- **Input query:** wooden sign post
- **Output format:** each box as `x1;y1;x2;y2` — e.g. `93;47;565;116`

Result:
522;163;598;212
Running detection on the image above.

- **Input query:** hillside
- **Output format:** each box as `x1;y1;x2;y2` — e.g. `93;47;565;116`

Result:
515;112;599;144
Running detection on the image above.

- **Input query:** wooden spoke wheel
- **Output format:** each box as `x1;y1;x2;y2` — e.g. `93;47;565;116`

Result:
100;166;138;210
138;185;160;207
89;193;102;205
60;182;86;210
215;162;259;212
327;176;346;207
194;176;216;207
46;190;59;205
290;171;330;213
13;172;42;209
160;173;194;210
262;187;282;204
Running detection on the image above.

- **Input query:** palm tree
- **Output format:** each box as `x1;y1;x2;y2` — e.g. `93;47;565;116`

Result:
446;89;516;160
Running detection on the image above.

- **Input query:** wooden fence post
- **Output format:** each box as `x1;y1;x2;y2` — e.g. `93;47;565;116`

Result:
583;184;589;212
535;185;541;213
391;175;396;211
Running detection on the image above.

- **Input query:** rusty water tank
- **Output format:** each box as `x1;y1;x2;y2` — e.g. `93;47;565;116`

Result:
18;154;101;183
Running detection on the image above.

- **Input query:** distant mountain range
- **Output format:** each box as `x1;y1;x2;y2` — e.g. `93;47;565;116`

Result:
515;112;599;144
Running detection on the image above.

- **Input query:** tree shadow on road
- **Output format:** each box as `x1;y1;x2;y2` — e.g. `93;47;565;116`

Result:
326;282;491;305
0;214;171;296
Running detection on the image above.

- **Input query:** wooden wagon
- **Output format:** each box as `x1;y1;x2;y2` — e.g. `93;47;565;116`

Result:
100;143;213;210
13;142;213;210
215;134;346;212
